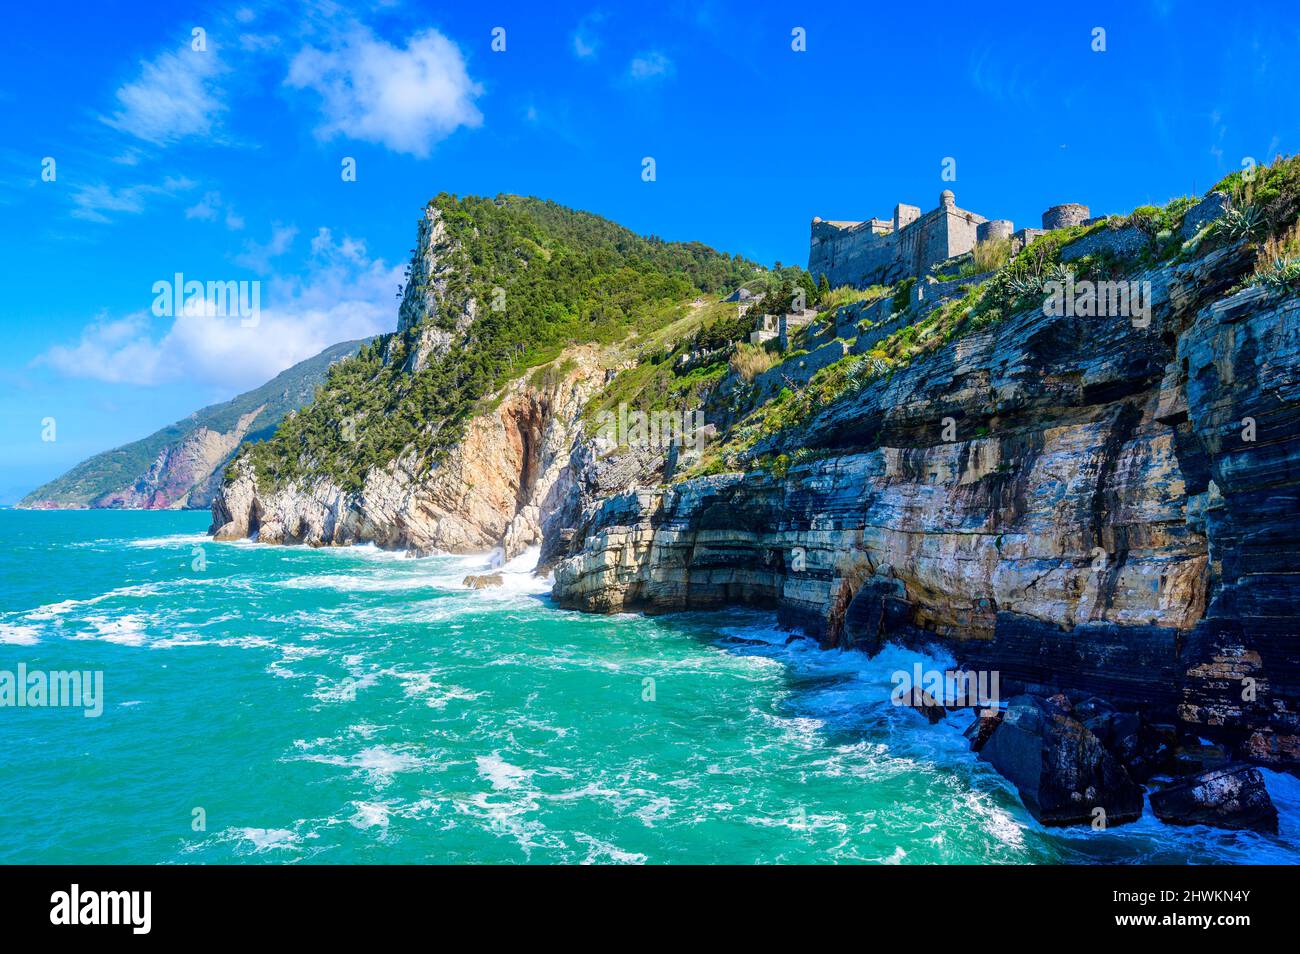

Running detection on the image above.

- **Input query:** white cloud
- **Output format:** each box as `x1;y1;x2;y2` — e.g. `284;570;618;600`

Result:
571;11;606;59
286;26;483;157
628;51;673;81
232;223;298;272
70;176;195;223
37;313;166;385
34;232;402;392
186;191;244;230
102;44;226;145
310;227;366;263
572;11;607;59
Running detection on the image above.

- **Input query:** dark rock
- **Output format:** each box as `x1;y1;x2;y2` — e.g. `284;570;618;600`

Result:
1045;693;1073;715
1171;740;1232;775
1078;709;1177;782
838;574;905;654
956;616;1185;717
898;686;946;724
1150;764;1279;833
964;709;1004;752
1128;722;1178;782
979;694;1144;827
1083;711;1142;762
1073;696;1116;722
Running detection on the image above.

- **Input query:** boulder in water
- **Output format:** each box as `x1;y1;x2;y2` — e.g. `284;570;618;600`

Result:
1150;764;1278;833
898;686;946;724
964;709;1004;752
978;694;1144;827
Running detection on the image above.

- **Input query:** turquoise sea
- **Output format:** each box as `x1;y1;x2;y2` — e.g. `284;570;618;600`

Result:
1;509;1296;864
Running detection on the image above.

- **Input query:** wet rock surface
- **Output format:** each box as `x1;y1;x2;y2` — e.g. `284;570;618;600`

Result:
977;694;1144;827
1149;763;1279;833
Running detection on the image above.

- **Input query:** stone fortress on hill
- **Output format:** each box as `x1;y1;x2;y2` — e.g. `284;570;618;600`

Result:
808;189;1093;288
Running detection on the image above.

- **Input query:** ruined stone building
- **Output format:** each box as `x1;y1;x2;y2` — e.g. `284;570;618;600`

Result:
808;191;1091;288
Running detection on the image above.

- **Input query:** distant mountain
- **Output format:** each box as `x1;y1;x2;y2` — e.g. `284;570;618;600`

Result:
19;339;370;510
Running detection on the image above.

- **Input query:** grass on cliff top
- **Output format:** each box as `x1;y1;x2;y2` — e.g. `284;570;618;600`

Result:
582;299;753;421
239;194;763;494
1211;154;1300;288
1210;153;1300;238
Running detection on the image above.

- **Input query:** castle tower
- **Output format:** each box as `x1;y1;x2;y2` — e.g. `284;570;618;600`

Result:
893;203;920;232
1042;204;1090;230
977;219;1015;243
939;190;956;209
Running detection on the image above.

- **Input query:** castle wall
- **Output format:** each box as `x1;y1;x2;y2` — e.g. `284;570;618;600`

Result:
808;220;902;288
810;195;987;289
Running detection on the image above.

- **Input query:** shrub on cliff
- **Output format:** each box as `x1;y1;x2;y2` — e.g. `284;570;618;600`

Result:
729;342;779;382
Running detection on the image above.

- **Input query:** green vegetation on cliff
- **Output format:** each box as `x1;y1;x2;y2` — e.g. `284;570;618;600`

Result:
239;194;761;492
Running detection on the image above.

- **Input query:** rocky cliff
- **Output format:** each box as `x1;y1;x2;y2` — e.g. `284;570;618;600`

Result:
208;193;759;558
213;347;605;557
549;227;1300;771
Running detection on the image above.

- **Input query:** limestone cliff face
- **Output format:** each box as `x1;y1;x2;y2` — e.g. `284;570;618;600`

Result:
211;350;605;557
392;205;477;373
94;409;264;510
550;241;1300;769
202;190;1298;772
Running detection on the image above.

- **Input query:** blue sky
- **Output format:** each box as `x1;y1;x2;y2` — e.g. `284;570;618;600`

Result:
1;0;1297;503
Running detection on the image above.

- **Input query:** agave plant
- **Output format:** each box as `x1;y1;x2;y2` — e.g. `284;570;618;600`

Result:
1003;260;1073;299
1254;256;1300;289
1215;203;1265;242
849;354;891;384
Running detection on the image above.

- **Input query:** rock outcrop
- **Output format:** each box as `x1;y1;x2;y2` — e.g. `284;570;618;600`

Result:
977;694;1144;827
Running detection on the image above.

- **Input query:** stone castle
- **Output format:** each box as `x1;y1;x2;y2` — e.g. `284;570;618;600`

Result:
808;190;1092;288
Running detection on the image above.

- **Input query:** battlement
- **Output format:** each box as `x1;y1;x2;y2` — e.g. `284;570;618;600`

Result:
809;192;1089;289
